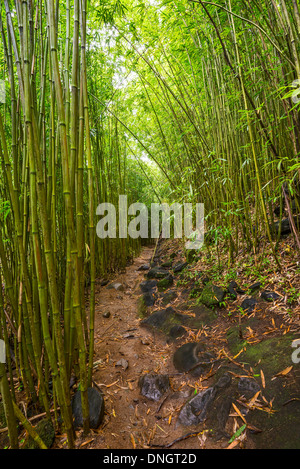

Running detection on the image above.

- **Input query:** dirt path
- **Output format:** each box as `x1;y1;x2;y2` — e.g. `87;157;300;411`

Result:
81;245;219;450
74;241;300;450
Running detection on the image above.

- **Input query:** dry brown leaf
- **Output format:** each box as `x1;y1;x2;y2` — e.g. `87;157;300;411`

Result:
80;439;94;448
274;366;293;378
227;439;240;450
130;434;136;449
260;369;266;388
232;402;247;424
248;390;261;408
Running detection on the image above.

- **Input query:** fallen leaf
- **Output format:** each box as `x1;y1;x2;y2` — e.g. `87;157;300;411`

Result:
80;439;94;448
274;366;293;378
130;434;136;449
260;370;266;389
232;402;247;424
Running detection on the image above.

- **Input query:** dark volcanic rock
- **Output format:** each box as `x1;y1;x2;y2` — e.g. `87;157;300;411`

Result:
161;290;177;306
169;325;186;339
261;290;280;302
140;280;157;293
23;419;55;449
248;282;262;293
238;377;260;399
72;387;105;429
173;342;216;376
177;374;232;427
137;264;150;271
227;281;238;300
200;283;226;307
141;307;186;331
173;342;204;373
241;297;259;314
142;291;156;307
157;274;174;290
173;262;188;273
147;267;170;279
139;374;170;401
106;282;124;292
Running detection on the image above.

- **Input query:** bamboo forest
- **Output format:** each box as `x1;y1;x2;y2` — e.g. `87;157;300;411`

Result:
1;0;300;452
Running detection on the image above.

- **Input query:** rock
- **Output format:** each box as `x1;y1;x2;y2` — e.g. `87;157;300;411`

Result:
137;295;148;318
177;387;216;426
142;291;156;307
72;387;105;429
173;262;188;273
271;218;293;237
238;377;260;398
161;290;177;306
185;249;198;264
226;332;300;448
173;342;215;376
188;303;218;324
116;359;129;371
102;311;111;318
161;260;173;268
248;282;262;293
241;298;259;314
138;288;157;318
137;264;150;271
212;396;233;440
140;280;157;293
147;267;170;279
173;343;203;373
169;325;186;339
141;306;184;330
157;274;173;291
23;419;55;449
107;282;124;292
100;279;109;287
228;281;238;300
200;283;225;307
141;302;217;339
261;291;280;302
177;374;232;427
138;374;170;401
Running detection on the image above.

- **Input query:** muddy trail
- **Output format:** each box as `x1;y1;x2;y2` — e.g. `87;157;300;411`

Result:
66;239;300;450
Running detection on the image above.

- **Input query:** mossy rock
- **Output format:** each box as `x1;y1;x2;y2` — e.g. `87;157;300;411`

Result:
227;329;300;448
141;307;186;336
147;267;169;279
22;419;55;449
188;303;218;326
157;275;173;291
137;295;148;318
199;283;225;307
185;249;198;264
161;290;177;306
141;303;217;339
